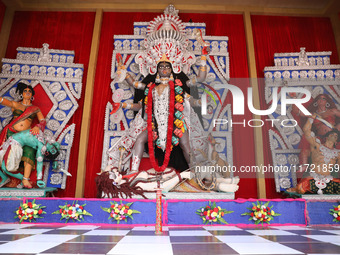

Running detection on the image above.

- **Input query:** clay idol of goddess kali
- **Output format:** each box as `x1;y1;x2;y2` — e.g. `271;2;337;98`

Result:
96;6;240;197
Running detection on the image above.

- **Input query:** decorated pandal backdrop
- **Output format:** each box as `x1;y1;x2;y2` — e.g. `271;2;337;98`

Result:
0;3;338;199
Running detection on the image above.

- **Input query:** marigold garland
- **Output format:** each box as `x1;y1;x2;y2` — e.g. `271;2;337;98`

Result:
196;201;233;224
14;199;46;223
52;201;92;223
329;203;340;223
242;201;281;225
101;201;141;224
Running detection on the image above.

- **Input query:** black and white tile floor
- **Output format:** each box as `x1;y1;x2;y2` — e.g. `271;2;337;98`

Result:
0;224;339;254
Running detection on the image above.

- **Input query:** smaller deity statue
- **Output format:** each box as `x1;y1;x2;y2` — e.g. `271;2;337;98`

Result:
0;82;46;188
287;114;340;194
296;47;310;66
291;93;340;172
38;43;52;62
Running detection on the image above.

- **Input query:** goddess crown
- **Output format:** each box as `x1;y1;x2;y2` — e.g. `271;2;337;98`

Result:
135;5;195;76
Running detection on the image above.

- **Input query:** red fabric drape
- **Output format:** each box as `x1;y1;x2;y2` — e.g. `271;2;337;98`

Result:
6;11;95;197
0;0;6;33
251;15;339;198
86;12;257;198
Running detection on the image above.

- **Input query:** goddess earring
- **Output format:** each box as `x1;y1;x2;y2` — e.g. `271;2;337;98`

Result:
326;102;330;108
169;73;174;81
31;96;34;101
19;94;23;100
313;102;318;107
155;73;161;83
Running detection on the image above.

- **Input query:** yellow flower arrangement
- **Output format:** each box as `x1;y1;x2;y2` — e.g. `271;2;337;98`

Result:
196;201;233;224
329;203;340;223
14;199;46;224
101;201;140;224
52;201;92;223
242;201;281;225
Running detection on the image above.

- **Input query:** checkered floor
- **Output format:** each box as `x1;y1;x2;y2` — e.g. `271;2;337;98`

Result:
0;224;339;254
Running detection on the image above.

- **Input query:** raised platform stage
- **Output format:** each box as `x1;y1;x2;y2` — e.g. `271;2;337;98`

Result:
131;192;235;200
285;191;340;200
0;193;338;226
0;187;57;198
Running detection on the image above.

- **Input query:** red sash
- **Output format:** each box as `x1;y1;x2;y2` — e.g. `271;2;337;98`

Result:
0;105;40;146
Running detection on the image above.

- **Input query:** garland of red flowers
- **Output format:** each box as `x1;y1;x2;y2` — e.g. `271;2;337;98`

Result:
147;81;175;172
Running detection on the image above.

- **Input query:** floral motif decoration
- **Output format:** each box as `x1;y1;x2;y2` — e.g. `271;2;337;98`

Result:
101;201;141;224
52;201;92;222
196;201;233;224
242;201;281;225
329;204;340;223
15;199;46;223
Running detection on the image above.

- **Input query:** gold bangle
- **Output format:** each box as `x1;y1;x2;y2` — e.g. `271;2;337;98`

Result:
199;66;207;71
134;81;144;89
201;56;207;61
126;73;131;79
122;103;133;109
